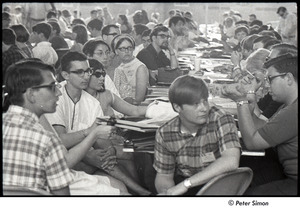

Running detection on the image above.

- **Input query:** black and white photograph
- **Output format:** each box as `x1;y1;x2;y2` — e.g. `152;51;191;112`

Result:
1;1;298;208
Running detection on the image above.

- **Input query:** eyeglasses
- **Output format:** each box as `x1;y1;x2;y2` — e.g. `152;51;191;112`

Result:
31;82;61;92
93;70;106;78
266;73;287;84
107;33;118;36
117;46;133;52
156;34;171;39
70;68;93;77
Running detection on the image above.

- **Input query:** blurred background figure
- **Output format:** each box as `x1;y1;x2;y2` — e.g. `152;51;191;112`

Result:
276;6;297;46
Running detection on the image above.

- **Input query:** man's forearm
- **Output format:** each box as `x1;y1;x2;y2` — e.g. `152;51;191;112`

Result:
155;174;175;193
237;104;265;149
187;149;240;188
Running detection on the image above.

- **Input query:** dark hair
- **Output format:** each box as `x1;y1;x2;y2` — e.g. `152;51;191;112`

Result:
253;35;273;45
249;19;263;27
240;34;260;51
72;24;88;45
87;18;103;31
277;6;287;14
60;51;87;72
4;59;55;106
88;58;104;71
141;10;149;24
263;39;281;50
2;28;16;45
168;15;185;28
141;29;151;38
269;43;298;56
47;21;61;35
47;11;57;19
32;22;52;40
133;24;149;36
82;39;110;57
234;25;249;35
264;54;297;81
90;9;97;15
249;14;256;19
88;58;106;91
101;24;119;36
2;12;10;20
10;24;30;43
150;25;169;41
132;11;143;25
235;20;249;26
72;18;86;26
111;34;135;53
119;14;129;24
169;75;209;110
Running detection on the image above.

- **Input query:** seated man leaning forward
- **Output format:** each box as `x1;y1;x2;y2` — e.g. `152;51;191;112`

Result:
154;75;241;195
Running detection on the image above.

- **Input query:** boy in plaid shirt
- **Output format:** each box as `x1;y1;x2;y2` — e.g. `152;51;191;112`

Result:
154;75;241;195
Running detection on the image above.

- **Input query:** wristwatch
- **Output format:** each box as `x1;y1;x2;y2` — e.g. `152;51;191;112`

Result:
183;179;192;189
236;100;249;106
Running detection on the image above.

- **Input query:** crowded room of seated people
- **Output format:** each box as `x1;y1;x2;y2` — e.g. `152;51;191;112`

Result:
2;2;297;197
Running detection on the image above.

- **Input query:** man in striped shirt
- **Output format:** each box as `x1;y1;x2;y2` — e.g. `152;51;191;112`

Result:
154;75;241;195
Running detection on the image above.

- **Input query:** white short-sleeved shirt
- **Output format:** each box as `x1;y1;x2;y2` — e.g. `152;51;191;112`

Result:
45;82;104;132
32;41;58;66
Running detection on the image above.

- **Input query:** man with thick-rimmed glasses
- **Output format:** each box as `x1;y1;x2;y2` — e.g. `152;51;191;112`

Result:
226;53;298;195
3;59;73;195
44;51;118;173
137;25;178;85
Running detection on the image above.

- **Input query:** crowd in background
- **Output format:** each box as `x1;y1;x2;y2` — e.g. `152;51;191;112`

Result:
2;3;298;196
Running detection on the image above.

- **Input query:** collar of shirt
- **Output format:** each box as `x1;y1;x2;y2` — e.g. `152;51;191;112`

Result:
6;105;39;124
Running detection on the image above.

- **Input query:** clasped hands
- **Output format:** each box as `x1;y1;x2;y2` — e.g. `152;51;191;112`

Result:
222;73;264;102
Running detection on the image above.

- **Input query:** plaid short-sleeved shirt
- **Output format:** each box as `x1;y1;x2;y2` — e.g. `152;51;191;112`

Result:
3;105;74;191
154;106;241;177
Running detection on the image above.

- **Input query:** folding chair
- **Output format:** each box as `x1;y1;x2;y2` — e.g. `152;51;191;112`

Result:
196;167;253;196
3;185;52;196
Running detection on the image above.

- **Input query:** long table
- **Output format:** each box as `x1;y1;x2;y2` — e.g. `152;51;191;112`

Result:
125;47;265;157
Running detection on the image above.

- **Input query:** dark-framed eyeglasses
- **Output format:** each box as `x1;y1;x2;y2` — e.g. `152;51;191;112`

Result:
31;82;61;92
70;68;93;77
93;70;106;78
266;73;287;84
156;34;171;39
117;46;133;52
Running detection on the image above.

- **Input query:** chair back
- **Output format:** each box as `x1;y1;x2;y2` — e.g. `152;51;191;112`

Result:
3;185;52;196
196;167;253;196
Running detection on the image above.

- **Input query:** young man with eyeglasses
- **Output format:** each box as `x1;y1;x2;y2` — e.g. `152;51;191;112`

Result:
3;59;74;195
101;24;122;78
45;51;151;195
226;53;298;195
137;25;178;85
44;51;117;173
